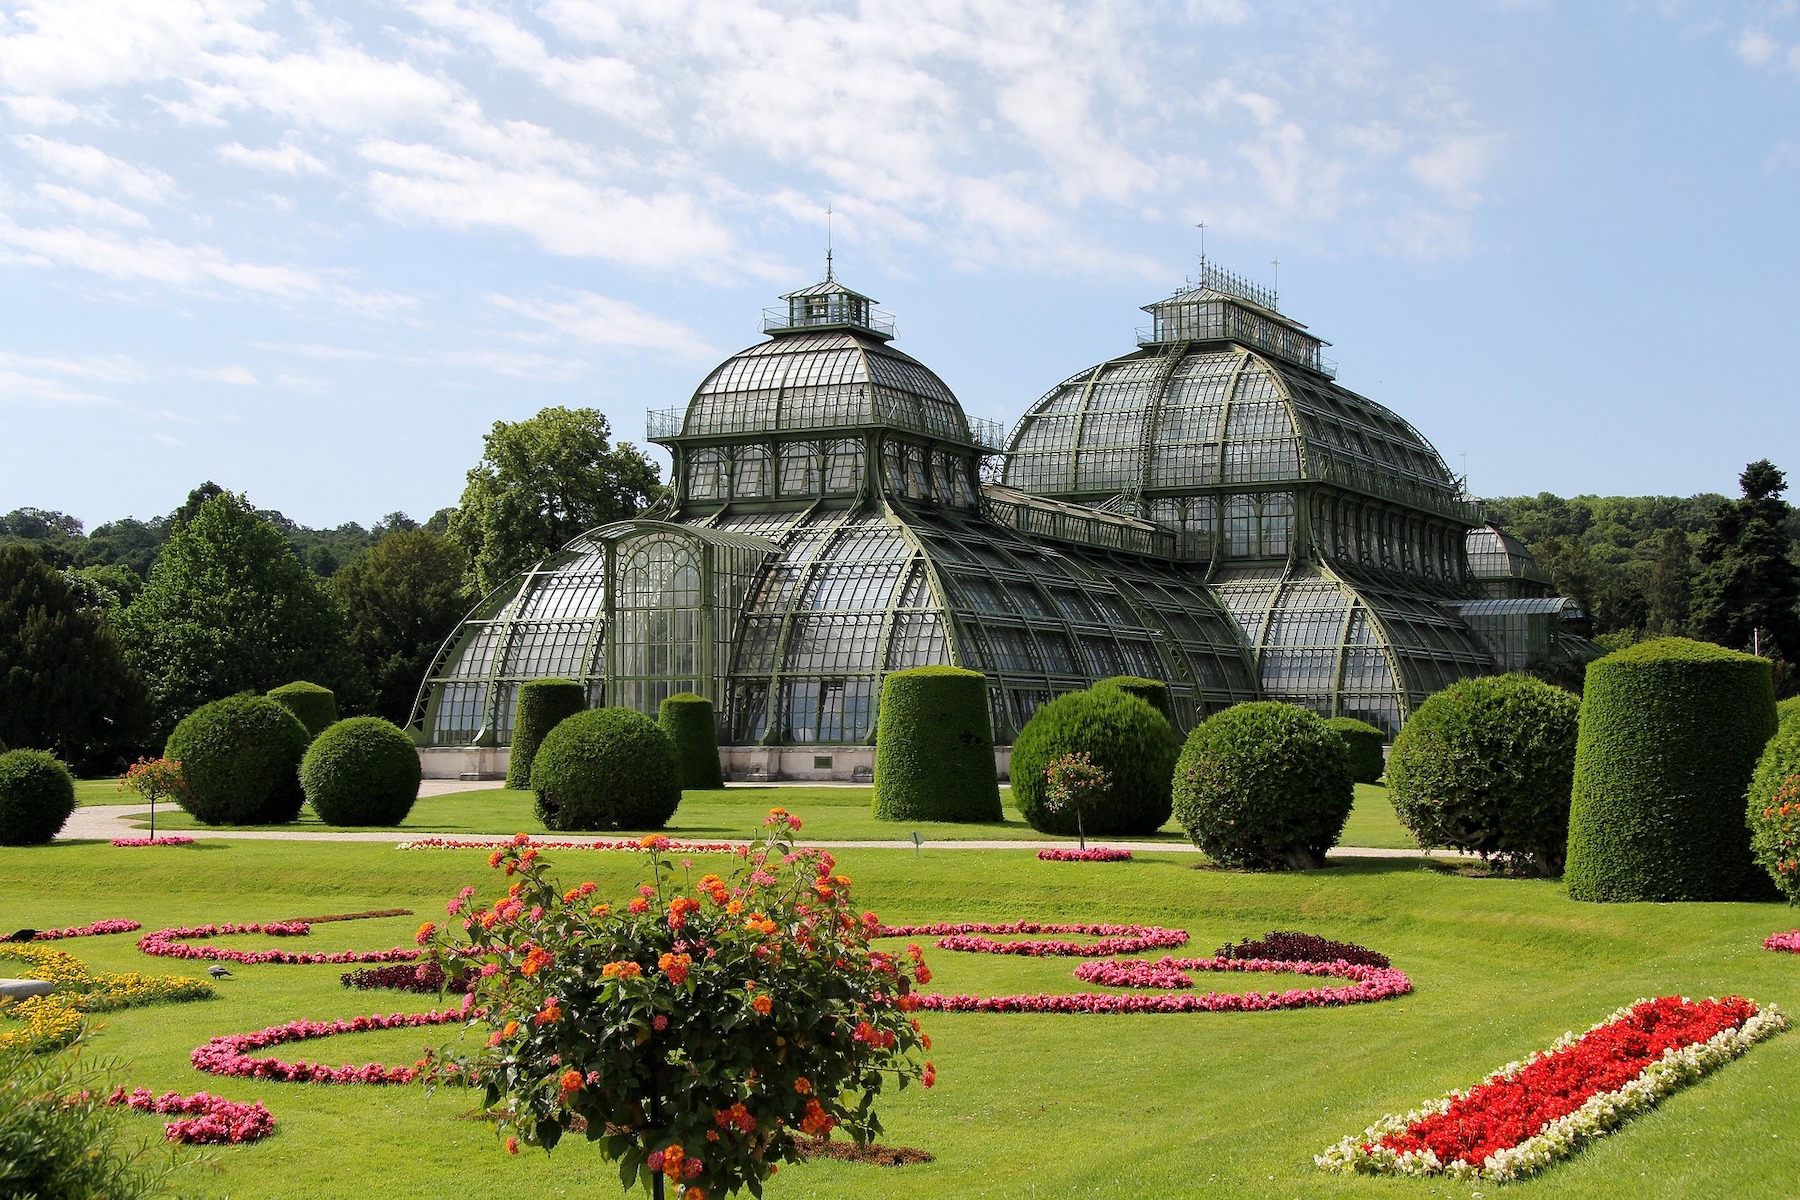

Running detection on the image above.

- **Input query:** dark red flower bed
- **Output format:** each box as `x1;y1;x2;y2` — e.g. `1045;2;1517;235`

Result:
1215;930;1390;969
341;962;471;994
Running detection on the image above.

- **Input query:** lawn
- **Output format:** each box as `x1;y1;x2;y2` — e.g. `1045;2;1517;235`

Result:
4;830;1798;1199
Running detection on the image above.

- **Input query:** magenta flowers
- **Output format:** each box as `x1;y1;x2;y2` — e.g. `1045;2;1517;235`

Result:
191;1008;469;1085
110;836;196;847
31;919;141;940
138;922;422;966
108;1087;275;1144
1765;929;1800;953
876;920;1188;957
920;958;1411;1014
1036;848;1132;862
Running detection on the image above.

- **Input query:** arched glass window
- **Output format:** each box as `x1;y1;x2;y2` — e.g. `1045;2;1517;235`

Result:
688;449;725;501
733;446;771;499
780;442;820;497
825;440;863;493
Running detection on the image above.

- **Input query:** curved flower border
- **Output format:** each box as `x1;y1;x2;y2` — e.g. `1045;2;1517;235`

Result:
111;836;196;847
1317;997;1788;1182
1036;848;1132;862
1765;930;1800;953
191;1005;472;1085
139;922;422;966
921;957;1411;1014
107;1087;275;1144
876;921;1188;957
32;919;142;940
398;836;741;853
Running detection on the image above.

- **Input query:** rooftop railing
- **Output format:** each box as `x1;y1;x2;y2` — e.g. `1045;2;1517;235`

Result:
761;306;896;338
647;407;682;440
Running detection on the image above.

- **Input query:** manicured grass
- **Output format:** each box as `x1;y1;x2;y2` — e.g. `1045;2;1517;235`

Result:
3;836;1796;1199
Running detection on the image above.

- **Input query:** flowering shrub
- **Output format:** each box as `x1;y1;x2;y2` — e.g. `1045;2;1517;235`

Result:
191;1008;469;1085
425;813;932;1200
924;957;1410;1014
109;837;196;847
1041;751;1109;850
341;962;470;994
1214;931;1390;969
1318;996;1788;1181
1036;848;1132;862
1748;774;1800;902
138;921;421;966
32;919;142;940
106;1087;275;1145
877;920;1186;957
117;757;193;842
1765;930;1800;953
399;837;741;854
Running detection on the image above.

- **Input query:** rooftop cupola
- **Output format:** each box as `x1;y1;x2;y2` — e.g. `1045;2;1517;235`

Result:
763;273;895;341
1140;260;1332;377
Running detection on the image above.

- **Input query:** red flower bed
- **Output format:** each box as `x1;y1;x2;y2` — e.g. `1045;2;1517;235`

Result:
107;1087;275;1144
111;836;196;847
1036;848;1132;862
875;921;1187;957
138;922;422;966
922;958;1410;1013
190;1006;471;1084
1765;929;1800;953
32;919;141;940
398;836;741;853
1215;930;1390;969
341;962;470;994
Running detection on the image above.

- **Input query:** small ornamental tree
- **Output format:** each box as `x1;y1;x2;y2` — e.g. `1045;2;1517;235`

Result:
1041;752;1109;850
427;815;933;1199
659;694;724;791
117;757;193;841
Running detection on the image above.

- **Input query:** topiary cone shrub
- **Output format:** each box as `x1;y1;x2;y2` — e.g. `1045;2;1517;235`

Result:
1779;695;1800;730
0;749;76;845
659;693;724;791
1172;701;1352;870
300;717;423;826
1092;676;1173;722
1747;720;1800;901
1325;716;1387;785
164;694;311;825
1565;637;1778;902
1011;687;1177;836
532;708;681;831
265;681;337;739
1385;675;1580;875
872;667;1002;823
506;679;586;791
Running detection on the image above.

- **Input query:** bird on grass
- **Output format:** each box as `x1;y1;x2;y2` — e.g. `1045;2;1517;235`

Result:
5;929;37;943
206;965;233;979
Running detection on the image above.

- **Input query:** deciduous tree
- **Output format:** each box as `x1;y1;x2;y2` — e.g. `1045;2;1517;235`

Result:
333;528;472;724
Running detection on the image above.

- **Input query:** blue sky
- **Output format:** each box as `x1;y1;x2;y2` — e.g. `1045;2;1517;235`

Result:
3;0;1798;530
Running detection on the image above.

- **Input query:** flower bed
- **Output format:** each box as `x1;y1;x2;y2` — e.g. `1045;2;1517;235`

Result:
0;944;213;1011
876;921;1188;957
1036;848;1132;862
1215;931;1390;969
138;921;422;966
1765;930;1800;953
110;836;196;847
190;1007;471;1084
31;919;142;940
1317;995;1788;1181
397;836;741;853
341;962;469;995
107;1087;275;1144
922;957;1411;1014
0;993;84;1051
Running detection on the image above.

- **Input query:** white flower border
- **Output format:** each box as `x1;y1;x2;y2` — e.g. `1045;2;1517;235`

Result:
1316;998;1788;1182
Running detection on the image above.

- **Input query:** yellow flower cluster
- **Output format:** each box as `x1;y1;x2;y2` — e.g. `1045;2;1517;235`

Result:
0;994;84;1051
0;944;214;1013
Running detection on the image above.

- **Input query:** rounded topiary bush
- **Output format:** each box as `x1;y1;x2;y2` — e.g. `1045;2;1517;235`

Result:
873;667;1002;823
1565;637;1778;902
164;694;311;825
0;749;76;845
659;693;724;791
506;679;586;791
1011;687;1178;836
532;708;681;831
1172;702;1352;870
1092;676;1173;722
1385;675;1579;874
299;717;422;826
1747;719;1800;902
1325;716;1387;785
266;681;338;739
1779;695;1800;729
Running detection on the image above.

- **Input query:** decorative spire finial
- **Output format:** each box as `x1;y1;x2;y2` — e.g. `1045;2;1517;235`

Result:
825;204;834;282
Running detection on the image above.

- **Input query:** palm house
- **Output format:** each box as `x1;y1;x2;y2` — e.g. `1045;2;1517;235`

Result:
412;263;1589;778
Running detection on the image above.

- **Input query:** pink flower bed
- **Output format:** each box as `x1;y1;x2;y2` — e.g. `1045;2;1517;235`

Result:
138;922;422;966
32;919;142;940
918;958;1411;1014
107;1087;274;1144
876;920;1188;957
397;836;741;853
1037;848;1132;862
111;836;196;847
190;1006;471;1084
1765;930;1800;953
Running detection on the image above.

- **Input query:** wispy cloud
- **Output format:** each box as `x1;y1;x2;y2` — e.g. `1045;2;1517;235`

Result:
488;290;715;359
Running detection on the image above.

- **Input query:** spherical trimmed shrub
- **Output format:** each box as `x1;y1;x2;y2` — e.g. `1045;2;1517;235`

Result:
266;681;338;739
300;717;422;826
532;708;681;831
1779;695;1800;729
659;693;724;791
0;749;76;845
164;694;311;825
1172;702;1352;870
505;679;586;791
1325;716;1387;785
1385;675;1579;874
1747;719;1800;901
873;667;1002;823
1565;637;1778;902
1011;688;1178;836
1092;676;1173;722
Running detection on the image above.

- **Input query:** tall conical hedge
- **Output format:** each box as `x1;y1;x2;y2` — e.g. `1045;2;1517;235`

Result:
1565;637;1778;901
659;693;724;790
506;679;586;791
873;667;1002;823
267;681;338;739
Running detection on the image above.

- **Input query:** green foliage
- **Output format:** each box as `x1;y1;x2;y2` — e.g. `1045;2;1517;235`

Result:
658;693;723;790
0;543;147;773
163;693;311;825
872;667;1001;823
531;708;680;831
1385;675;1580;874
1092;675;1172;721
1324;716;1386;785
1747;721;1800;901
1041;751;1108;848
267;681;338;739
1011;687;1177;836
332;528;472;724
448;407;663;595
0;748;76;846
1172;702;1353;870
1780;695;1800;728
0;1044;177;1200
115;492;370;738
299;717;422;826
1565;637;1778;901
1689;460;1800;664
505;679;586;791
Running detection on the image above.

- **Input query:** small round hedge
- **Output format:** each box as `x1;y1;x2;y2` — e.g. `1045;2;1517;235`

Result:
873;667;1001;823
1093;676;1173;722
0;749;76;845
1011;688;1177;836
532;708;681;831
1325;716;1386;785
659;693;724;791
1779;695;1800;729
1385;675;1579;874
1172;702;1352;870
506;679;586;791
1565;637;1777;902
266;681;338;739
1747;719;1800;901
164;694;311;825
300;717;422;826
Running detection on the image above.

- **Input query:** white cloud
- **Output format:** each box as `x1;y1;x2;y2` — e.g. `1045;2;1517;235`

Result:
1405;134;1500;207
488;290;715;359
13;134;177;204
34;183;149;227
193;364;258;384
0;350;144;384
219;140;331;176
1736;28;1781;66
